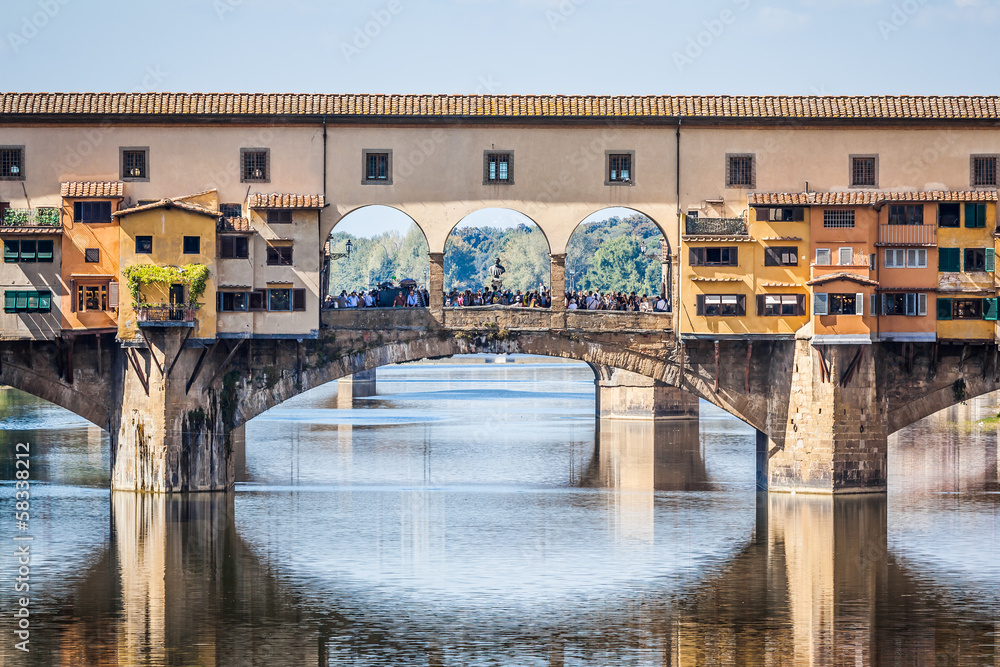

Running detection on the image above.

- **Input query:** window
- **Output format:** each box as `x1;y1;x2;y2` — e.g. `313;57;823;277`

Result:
3;239;53;263
183;236;200;255
964;248;993;272
268;288;291;311
84;248;100;263
764;247;798;266
850;155;878;187
882;293;927;316
938;247;961;272
76;284;107;311
888;204;923;226
293;288;307;311
938;203;961;228
218;291;248;312
3;290;51;313
219;236;249;259
484;151;513;184
241;148;269;182
363;150;392;184
606;152;634;185
971;155;998;187
726;154;755;188
814;293;862;316
885;248;927;268
0;146;24;180
120;147;148;181
696;294;746;317
248;290;265;311
823;210;855;228
952;298;984;320
136;236;152;254
907;248;927;268
267;209;293;224
266;245;293;265
74;201;112;223
689;247;738;266
815;248;831;265
965;203;987;228
221;203;243;219
754;207;805;222
838;247;854;266
757;294;806;316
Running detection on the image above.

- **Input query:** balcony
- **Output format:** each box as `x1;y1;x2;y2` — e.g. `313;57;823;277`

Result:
877;224;936;247
1;208;60;227
685;216;748;237
137;305;197;326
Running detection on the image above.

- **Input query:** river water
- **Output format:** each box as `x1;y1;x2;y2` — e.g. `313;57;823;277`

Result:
0;357;997;666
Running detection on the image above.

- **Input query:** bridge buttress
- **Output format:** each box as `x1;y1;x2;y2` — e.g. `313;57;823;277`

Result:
429;252;445;320
593;365;699;420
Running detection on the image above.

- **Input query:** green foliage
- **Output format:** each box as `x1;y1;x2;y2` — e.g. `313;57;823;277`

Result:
579;236;652;295
568;214;664;296
121;263;210;306
1;208;60;227
327;225;429;293
444;223;548;292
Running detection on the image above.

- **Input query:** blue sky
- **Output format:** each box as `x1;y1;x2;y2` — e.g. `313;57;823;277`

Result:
0;0;996;96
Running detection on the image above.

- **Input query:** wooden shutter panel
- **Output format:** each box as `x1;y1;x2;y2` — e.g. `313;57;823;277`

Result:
729;247;739;266
987;249;996;272
689;248;703;266
796;294;806;316
70;280;75;312
918;293;927;316
38;291;51;312
696;295;705;316
3;290;15;312
737;294;746;316
293;289;307;311
937;298;953;320
108;282;119;309
814;293;828;316
3;240;18;263
906;293;917;316
985;298;999;321
756;295;766;315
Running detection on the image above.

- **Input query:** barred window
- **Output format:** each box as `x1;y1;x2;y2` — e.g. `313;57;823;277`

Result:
0;147;24;181
241;148;269;182
221;203;243;219
485;151;513;184
823;210;855;228
121;147;148;180
851;155;877;187
726;154;755;188
972;155;998;187
363;150;392;184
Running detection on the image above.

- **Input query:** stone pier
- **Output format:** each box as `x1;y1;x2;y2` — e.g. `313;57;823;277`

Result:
594;366;699;420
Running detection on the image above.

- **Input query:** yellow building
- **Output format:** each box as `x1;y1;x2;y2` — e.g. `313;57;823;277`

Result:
934;195;997;341
114;191;219;341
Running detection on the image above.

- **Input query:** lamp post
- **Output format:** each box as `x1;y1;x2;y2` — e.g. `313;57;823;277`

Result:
329;239;352;261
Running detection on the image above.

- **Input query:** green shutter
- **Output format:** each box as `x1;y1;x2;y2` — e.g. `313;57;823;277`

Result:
939;248;960;272
988;249;996;272
3;291;16;312
18;240;34;261
14;291;28;311
37;291;51;312
985;298;999;321
4;240;19;263
25;292;38;310
36;240;53;262
937;298;953;320
966;203;987;228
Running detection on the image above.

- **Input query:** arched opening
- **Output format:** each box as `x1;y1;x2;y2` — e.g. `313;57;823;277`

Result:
324;206;430;308
443;208;551;307
565;207;672;312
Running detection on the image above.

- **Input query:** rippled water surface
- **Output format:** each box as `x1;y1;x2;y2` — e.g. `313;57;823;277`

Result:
1;357;998;665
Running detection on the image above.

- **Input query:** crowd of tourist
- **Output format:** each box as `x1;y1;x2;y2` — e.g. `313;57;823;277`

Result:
323;287;430;309
446;288;551;308
564;290;669;312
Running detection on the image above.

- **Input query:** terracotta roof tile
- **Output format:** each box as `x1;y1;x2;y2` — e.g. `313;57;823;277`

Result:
0;226;62;235
751;190;998;206
217;217;251;232
248;193;325;209
60;181;124;198
5;93;1000;121
113;198;219;218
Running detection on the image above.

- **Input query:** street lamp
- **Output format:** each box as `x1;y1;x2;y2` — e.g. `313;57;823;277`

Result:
329;239;352;261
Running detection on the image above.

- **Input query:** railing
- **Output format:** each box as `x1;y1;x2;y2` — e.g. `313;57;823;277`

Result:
878;224;936;246
137;305;196;324
1;208;60;227
685;216;748;236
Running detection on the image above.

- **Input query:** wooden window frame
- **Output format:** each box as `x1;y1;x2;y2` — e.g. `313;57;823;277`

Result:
362;149;393;185
120;146;149;181
484;151;514;185
241;147;270;183
219;235;249;259
182;236;201;255
266;245;293;266
849;155;878;188
605;151;635;186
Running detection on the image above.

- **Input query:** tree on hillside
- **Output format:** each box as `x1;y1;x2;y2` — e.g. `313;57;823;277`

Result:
579;235;659;295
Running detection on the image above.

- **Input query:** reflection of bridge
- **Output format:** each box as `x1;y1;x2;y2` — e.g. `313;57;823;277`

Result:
2;306;1000;492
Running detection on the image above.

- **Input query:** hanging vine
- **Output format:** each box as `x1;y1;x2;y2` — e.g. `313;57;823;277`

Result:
122;263;210;307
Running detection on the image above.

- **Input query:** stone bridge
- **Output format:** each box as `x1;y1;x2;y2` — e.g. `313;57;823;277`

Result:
1;307;998;493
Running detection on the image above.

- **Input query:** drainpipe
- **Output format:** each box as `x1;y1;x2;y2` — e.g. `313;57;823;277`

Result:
320;116;329;303
675;119;682;341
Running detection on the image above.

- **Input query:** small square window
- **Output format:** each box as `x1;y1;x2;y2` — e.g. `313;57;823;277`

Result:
221;203;243;219
266;245;293;265
938;203;961;228
971;155;998;187
815;248;831;265
363;150;392;184
220;236;249;259
248;290;265;311
606;152;634;185
484;151;514;185
183;236;200;255
120;147;149;181
241;148;269;183
84;248;100;263
726;154;755;189
0;146;25;181
850;155;878;187
268;288;292;311
267;209;293;224
136;236;153;254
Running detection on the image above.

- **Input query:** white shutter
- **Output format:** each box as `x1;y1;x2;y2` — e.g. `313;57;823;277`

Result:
906;292;917;316
108;281;119;310
840;247;853;266
855;292;864;315
814;293;828;316
918;293;927;316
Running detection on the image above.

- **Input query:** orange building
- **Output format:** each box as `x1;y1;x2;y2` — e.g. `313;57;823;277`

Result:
59;181;123;334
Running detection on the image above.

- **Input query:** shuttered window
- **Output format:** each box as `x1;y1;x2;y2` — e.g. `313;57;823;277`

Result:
937;298;953;320
965;203;987;228
938;248;961;272
293;288;307;311
696;294;746;316
3;290;51;313
17;240;34;262
985;298;999;321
